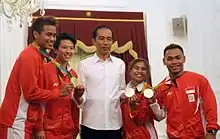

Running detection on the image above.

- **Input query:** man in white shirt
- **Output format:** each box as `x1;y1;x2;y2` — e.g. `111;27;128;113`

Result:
74;25;126;139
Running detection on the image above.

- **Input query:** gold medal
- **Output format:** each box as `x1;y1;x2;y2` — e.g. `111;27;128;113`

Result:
71;77;78;85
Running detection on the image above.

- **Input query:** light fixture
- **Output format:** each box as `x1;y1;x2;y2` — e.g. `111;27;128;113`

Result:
1;0;45;27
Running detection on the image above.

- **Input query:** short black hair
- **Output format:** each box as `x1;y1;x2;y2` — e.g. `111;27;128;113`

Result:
53;32;77;49
92;25;113;40
31;16;57;39
163;43;184;56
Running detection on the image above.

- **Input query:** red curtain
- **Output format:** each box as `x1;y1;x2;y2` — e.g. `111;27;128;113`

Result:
28;9;150;82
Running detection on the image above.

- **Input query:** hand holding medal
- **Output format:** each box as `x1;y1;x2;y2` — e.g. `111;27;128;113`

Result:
125;82;142;107
73;78;85;99
125;87;135;97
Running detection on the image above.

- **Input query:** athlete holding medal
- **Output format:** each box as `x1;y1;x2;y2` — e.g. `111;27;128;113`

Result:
121;58;158;139
147;44;220;139
35;32;84;139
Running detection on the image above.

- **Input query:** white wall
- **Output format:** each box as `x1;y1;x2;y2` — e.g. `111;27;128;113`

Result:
0;14;27;102
0;0;219;138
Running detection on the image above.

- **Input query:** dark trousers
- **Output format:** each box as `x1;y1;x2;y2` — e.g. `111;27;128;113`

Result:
80;125;122;139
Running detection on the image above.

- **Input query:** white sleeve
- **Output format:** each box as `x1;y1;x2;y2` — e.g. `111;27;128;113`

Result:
150;101;167;121
119;61;126;95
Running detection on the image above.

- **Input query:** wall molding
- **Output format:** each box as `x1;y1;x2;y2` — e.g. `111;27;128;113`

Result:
0;15;3;102
45;0;128;9
46;0;127;7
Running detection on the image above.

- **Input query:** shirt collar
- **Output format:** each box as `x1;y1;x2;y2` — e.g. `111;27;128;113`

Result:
60;63;72;76
164;71;185;85
127;81;145;92
136;81;145;91
165;76;171;84
93;53;114;63
66;63;72;72
55;58;72;72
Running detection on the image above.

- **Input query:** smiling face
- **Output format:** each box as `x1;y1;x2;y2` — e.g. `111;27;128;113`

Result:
163;48;185;77
55;39;75;64
34;25;57;49
129;61;149;85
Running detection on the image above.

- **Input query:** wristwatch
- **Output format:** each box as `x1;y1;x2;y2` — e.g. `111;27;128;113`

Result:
207;129;218;136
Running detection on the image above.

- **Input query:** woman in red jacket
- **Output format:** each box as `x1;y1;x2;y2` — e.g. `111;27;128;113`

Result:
36;33;83;139
121;58;158;139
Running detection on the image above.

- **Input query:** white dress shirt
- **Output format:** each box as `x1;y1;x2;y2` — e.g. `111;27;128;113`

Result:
78;53;126;130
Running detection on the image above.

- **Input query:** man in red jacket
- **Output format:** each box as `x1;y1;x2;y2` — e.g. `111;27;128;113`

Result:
0;16;74;139
149;43;220;139
36;32;83;139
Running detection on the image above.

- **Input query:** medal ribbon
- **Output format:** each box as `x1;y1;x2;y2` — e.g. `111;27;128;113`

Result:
32;43;77;83
152;71;183;90
130;81;149;94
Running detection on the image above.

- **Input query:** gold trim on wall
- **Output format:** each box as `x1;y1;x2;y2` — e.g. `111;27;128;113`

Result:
32;14;140;58
33;16;144;22
76;40;138;59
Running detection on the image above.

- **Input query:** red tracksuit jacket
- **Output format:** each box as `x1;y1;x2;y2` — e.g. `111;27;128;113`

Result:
157;71;220;138
42;62;79;139
0;44;60;134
